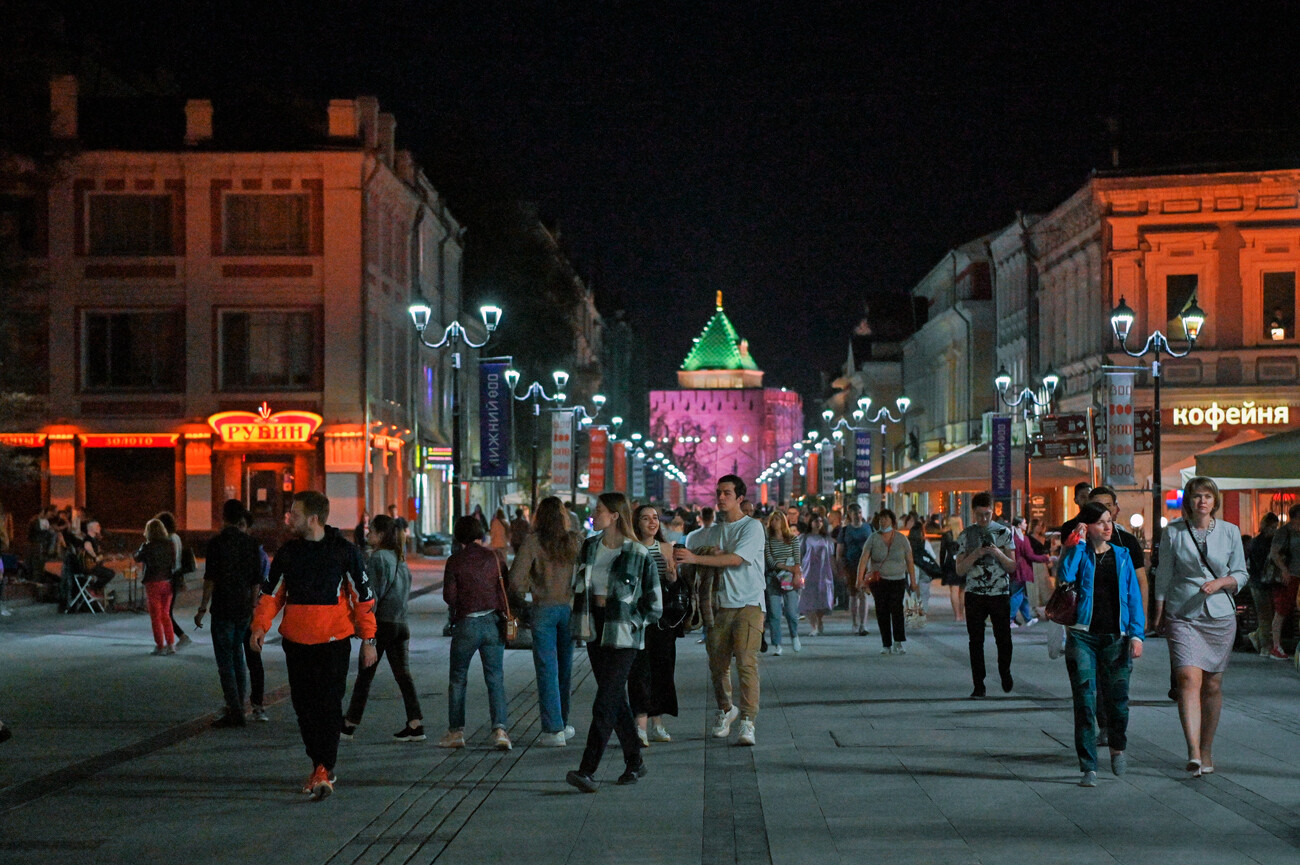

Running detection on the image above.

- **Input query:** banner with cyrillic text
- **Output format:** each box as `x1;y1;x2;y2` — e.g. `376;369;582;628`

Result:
819;441;835;495
991;416;1013;499
587;427;608;492
631;451;646;498
855;430;872;488
478;359;512;477
551;410;574;491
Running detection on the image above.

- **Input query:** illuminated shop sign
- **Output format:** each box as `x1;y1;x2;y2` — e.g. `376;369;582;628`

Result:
80;434;180;448
423;446;453;464
1171;402;1291;432
208;402;323;445
0;433;47;447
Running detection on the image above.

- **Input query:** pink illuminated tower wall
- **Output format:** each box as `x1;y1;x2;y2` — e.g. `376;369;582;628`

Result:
649;293;803;498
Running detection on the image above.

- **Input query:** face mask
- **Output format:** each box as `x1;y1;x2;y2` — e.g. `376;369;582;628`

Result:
880;526;893;533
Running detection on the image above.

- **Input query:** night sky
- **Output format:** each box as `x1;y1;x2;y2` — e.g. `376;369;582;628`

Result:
44;0;1300;397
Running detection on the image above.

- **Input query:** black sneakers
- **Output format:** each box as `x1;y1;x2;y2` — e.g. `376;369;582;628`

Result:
617;762;648;785
566;771;599;793
393;725;427;742
339;722;357;740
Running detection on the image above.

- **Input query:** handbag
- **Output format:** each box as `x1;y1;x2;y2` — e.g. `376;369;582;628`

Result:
858;532;894;591
495;557;519;644
572;557;595;641
1044;578;1079;626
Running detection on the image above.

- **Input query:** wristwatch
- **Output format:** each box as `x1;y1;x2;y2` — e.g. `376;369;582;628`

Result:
361;638;376;647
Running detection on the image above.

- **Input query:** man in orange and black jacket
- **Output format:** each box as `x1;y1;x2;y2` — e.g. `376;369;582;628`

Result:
250;490;376;800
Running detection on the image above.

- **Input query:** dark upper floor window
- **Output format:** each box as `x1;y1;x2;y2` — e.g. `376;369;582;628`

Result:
0;194;40;255
220;309;319;390
224;194;310;254
83;309;185;391
87;194;174;255
1263;272;1295;341
0;308;49;394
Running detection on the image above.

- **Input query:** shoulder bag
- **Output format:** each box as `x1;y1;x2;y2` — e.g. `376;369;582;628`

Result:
495;556;519;644
571;542;595;641
857;533;893;591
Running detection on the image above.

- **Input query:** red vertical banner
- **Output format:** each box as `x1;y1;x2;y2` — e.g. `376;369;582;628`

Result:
613;441;628;492
587;427;609;492
668;480;681;508
760;482;769;505
806;452;819;497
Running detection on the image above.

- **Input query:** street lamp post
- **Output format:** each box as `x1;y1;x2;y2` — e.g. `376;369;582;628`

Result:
408;302;502;523
1108;295;1206;544
504;368;568;514
857;395;912;509
993;366;1059;518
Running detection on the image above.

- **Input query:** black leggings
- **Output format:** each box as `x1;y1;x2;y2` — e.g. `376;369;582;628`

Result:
871;579;908;647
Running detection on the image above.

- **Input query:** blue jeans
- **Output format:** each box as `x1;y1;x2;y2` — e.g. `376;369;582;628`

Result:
1065;630;1133;771
530;603;573;734
766;590;800;645
448;614;508;731
210;617;250;714
1009;585;1034;624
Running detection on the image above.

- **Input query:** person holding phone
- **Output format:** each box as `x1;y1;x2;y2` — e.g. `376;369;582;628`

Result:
955;493;1017;698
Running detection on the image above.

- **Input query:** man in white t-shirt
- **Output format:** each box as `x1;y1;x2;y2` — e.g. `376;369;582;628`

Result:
675;474;766;746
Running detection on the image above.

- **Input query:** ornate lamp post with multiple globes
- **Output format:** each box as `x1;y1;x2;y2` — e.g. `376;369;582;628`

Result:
993;366;1059;518
505;368;568;514
1108;294;1206;543
408;301;502;521
857;394;912;506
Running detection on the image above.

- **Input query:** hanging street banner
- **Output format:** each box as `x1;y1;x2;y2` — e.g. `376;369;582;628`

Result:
819;441;835;496
806;450;820;497
991;416;1013;499
587;427;609;492
551;409;574;491
631;451;647;498
855;430;872;488
613;441;629;492
478;359;512;477
1105;370;1136;488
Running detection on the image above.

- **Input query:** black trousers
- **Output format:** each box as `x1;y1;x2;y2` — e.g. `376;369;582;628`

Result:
964;593;1012;690
579;608;641;776
242;628;265;706
346;621;423;724
628;624;679;718
283;638;352;771
871;579;908;647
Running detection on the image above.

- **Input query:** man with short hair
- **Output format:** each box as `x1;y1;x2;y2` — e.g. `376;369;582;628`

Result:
1088;485;1147;624
196;500;264;728
837;503;873;635
250;491;377;800
786;505;804;535
675;475;767;746
1057;481;1095;538
956;492;1017;697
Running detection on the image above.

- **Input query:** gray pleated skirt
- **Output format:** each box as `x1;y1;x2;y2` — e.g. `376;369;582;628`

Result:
1166;615;1237;674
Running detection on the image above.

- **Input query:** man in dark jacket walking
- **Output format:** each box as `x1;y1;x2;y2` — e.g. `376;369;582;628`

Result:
196;500;265;728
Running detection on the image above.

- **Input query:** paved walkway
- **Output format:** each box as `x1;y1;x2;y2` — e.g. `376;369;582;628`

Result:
2;572;1299;864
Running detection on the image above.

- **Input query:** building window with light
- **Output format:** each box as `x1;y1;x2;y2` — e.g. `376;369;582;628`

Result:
1165;274;1199;339
83;309;186;391
219;309;320;390
1262;272;1295;341
87;193;175;256
224;193;311;254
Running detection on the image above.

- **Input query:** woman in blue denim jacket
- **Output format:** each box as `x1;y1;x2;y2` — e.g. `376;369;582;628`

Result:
1056;502;1145;787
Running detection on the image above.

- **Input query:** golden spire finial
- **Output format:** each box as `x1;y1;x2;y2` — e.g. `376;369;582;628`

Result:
716;290;723;310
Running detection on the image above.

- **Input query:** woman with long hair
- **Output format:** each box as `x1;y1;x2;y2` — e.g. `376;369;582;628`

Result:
859;509;918;654
765;509;802;654
489;508;510;553
135;518;177;655
628;504;681;744
154;511;191;648
341;514;424;741
1154;476;1249;777
797;514;836;636
1056;501;1145;786
939;515;966;623
566;492;661;793
509;496;583;747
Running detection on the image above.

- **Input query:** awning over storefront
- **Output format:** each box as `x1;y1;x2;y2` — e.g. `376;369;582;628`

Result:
889;444;1090;494
1194;429;1300;490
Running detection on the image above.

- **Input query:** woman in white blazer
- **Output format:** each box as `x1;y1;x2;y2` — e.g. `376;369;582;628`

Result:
1153;476;1248;777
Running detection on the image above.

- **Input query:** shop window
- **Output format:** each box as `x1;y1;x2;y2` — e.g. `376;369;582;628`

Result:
220;309;319;390
1165;274;1199;339
87;194;174;255
1262;272;1295;341
0;308;49;393
84;309;186;391
224;193;310;254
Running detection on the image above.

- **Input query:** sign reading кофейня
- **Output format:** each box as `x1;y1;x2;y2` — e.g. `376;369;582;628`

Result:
208;402;323;444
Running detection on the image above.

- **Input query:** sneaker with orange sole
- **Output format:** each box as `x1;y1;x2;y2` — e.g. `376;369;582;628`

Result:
492;728;512;751
301;766;336;795
438;730;465;749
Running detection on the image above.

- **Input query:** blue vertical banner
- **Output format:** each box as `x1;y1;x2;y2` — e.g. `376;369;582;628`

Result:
478;358;511;477
854;429;872;488
991;416;1013;499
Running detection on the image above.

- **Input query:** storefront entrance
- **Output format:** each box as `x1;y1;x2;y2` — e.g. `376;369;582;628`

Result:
85;446;176;531
244;459;295;523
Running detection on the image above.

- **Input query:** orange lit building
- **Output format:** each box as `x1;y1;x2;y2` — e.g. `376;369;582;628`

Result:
0;76;472;535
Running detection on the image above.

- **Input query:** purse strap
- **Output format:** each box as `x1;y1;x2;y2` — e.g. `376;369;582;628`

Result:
495;554;513;619
1191;526;1219;581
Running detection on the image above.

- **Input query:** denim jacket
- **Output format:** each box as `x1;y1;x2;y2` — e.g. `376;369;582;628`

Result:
1057;542;1145;640
573;536;662;650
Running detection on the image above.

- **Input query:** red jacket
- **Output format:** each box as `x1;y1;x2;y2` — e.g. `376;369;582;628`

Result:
252;527;376;644
1013;530;1050;585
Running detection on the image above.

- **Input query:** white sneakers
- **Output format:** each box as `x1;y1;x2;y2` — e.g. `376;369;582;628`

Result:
892;643;906;655
649;723;672;742
736;720;756;746
637;727;650;747
537;731;567;747
792;636;802;653
880;647;892;655
711;705;739;738
773;645;783;656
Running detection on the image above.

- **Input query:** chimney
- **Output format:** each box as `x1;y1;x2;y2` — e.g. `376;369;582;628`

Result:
377;112;396;166
184;99;213;145
356;96;379;151
327;99;358;138
50;74;78;139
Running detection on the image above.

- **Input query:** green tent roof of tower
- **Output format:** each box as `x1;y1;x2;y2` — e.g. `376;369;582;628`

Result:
680;293;759;371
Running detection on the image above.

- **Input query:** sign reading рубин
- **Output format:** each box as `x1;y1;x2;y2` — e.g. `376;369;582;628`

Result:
208;403;323;445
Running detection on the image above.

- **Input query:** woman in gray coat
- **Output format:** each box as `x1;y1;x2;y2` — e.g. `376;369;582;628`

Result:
1153;476;1248;777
